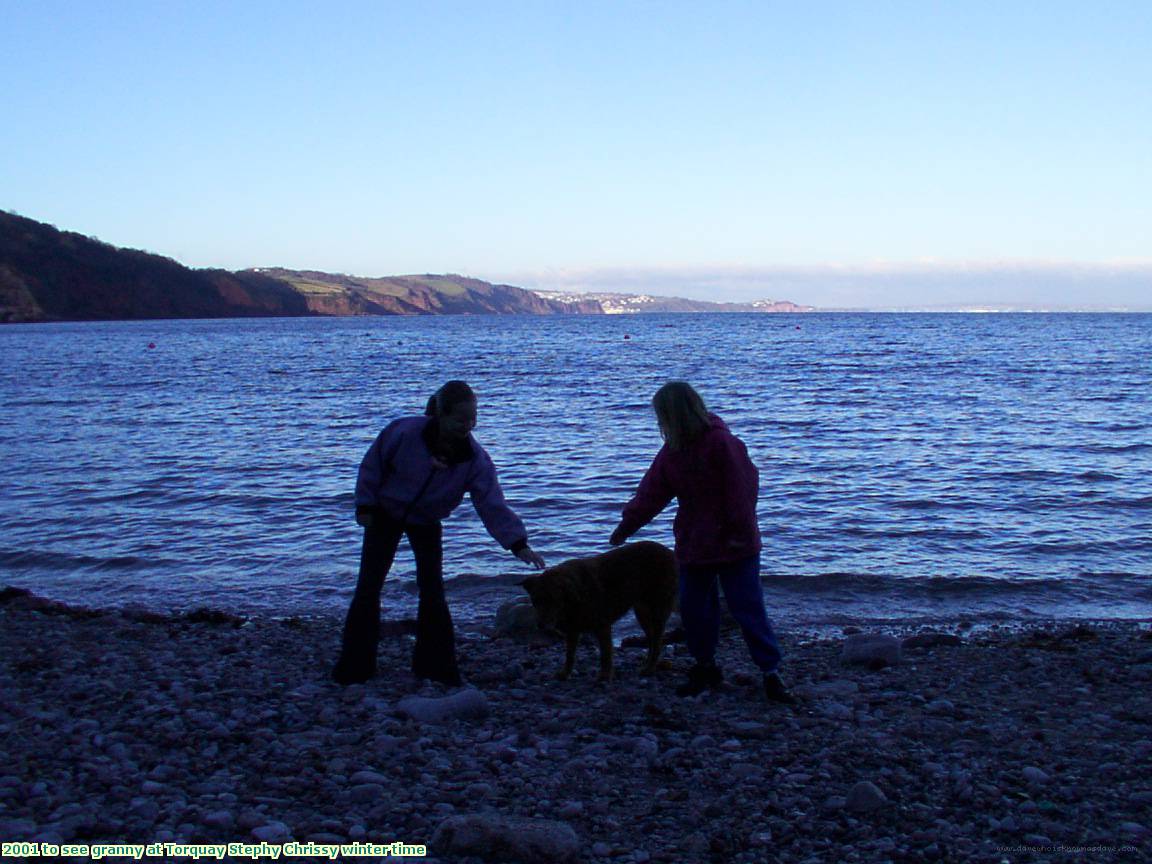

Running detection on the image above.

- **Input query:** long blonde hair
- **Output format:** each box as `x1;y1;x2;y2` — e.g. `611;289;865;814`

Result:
652;381;710;450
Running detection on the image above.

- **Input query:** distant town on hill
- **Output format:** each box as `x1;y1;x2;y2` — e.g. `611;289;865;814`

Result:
0;211;812;323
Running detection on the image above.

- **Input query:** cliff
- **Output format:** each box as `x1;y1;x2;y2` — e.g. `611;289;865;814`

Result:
253;269;602;317
0;212;600;322
0;212;308;323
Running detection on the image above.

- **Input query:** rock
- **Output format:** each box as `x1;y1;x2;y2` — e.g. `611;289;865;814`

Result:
818;702;854;721
251;821;291;843
903;633;964;650
845;781;888;813
925;699;956;715
1022;767;1050;785
841;634;902;669
494;598;541;637
349;783;384;803
202;810;234;829
350;770;389;785
794;680;860;700
432;813;580;863
396;688;490;723
631;737;660;762
0;819;38;840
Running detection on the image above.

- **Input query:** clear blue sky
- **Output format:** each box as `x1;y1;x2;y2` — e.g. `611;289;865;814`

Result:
2;1;1150;308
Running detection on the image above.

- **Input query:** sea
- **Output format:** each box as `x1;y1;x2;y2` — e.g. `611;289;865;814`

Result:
2;313;1150;630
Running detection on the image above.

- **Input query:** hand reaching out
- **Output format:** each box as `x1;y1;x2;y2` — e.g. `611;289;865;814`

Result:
516;546;546;569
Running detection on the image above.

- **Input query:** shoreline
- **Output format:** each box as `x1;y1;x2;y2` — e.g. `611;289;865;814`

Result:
2;588;1150;863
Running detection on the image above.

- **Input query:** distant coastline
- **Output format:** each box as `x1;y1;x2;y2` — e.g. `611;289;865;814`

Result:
0;211;811;323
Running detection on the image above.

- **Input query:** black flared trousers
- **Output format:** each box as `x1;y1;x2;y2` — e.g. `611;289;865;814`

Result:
334;517;459;685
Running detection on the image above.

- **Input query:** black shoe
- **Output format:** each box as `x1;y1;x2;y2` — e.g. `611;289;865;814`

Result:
331;660;374;686
763;672;797;705
676;663;723;697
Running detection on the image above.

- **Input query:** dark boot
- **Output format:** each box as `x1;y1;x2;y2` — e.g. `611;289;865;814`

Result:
763;671;797;705
331;657;374;686
676;662;723;697
412;597;461;686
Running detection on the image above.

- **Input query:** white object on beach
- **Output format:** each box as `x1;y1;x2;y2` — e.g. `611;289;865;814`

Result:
396;687;490;723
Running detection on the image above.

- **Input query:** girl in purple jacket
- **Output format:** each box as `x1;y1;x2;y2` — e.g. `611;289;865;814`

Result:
333;381;545;686
610;381;794;703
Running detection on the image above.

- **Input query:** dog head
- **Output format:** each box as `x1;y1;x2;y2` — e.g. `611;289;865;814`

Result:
519;571;564;632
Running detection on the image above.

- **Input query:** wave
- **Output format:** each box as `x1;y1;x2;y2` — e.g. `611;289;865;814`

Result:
758;570;1150;600
0;548;161;572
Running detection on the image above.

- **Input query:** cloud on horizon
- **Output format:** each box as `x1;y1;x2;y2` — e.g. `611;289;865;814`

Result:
495;261;1152;310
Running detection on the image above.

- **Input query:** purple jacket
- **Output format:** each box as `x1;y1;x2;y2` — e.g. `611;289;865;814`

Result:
355;416;528;551
617;414;762;566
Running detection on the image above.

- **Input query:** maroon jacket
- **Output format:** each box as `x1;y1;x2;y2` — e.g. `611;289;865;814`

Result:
616;414;762;566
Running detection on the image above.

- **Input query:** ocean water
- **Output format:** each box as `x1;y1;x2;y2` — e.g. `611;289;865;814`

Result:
1;313;1150;627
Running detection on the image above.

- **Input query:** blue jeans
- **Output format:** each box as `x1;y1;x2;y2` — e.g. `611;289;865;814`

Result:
679;553;782;673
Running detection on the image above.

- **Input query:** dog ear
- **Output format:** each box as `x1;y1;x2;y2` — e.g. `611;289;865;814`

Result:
518;575;540;592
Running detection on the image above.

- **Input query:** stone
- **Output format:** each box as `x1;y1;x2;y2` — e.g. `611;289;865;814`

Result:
202;810;234;829
494;598;542;637
925;699;956;715
350;770;389;785
845;781;888;813
432;813;580;863
251;821;292;843
841;634;902;669
818;702;854;721
1022;767;1050;785
794;680;860;700
349;783;384;803
396;688;490;724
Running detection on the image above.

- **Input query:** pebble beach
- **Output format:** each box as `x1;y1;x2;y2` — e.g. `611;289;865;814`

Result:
2;587;1150;864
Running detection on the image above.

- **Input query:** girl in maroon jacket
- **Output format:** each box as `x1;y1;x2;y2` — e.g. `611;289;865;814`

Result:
610;381;794;703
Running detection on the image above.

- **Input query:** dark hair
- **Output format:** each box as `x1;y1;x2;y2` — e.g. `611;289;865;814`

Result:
652;380;710;450
425;380;476;416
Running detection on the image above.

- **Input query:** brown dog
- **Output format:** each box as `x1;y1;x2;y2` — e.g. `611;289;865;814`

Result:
520;540;677;681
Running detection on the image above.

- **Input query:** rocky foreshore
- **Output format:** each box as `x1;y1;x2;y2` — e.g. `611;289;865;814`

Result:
2;587;1150;863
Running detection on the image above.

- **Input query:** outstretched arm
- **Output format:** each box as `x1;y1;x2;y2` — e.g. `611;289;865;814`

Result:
610;450;673;545
468;449;543;565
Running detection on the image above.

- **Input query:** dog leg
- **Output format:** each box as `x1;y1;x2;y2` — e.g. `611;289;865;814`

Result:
642;629;665;676
559;631;578;680
596;626;615;682
635;605;667;675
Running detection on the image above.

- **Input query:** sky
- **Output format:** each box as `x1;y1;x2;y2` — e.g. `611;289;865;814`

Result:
2;1;1150;309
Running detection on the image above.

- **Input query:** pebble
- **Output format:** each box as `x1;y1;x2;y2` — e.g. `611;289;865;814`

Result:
3;591;1149;863
841;633;903;668
396;688;490;723
1022;766;1051;785
251;821;291;843
845;781;888;813
432;813;580;863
